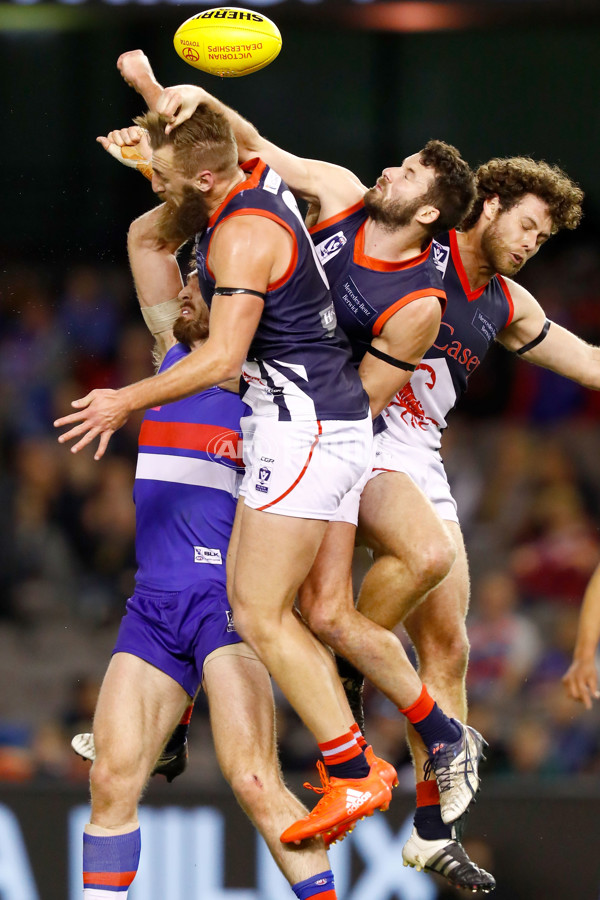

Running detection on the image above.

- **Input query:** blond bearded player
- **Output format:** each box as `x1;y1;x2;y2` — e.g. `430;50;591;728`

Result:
55;100;396;849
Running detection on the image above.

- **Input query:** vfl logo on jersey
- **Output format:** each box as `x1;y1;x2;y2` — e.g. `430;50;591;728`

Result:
319;302;337;336
226;610;236;633
432;240;450;277
315;231;347;265
471;308;497;342
194;546;223;565
256;464;271;494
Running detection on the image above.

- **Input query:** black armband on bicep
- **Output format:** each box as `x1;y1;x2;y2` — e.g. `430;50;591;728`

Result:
365;345;416;371
213;287;266;300
515;319;551;356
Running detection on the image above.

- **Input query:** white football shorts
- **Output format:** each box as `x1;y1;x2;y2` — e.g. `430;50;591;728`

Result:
239;413;372;520
368;429;459;524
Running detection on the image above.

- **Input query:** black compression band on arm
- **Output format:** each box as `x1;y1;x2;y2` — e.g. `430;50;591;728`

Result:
515;319;551;356
213;287;266;300
366;345;417;371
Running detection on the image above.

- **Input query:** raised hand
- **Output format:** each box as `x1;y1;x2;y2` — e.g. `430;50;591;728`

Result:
54;389;131;460
96;126;152;179
156;85;208;134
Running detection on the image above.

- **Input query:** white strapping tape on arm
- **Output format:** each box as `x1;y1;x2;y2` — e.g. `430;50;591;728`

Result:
141;298;182;335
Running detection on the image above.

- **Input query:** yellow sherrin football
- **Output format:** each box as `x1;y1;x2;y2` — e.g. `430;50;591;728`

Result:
174;7;282;77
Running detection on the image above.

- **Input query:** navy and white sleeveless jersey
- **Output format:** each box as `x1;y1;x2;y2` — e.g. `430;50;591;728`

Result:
310;200;447;367
133;343;248;591
383;229;515;451
195;158;369;423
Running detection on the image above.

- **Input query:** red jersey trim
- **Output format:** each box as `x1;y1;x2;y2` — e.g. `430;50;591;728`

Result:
207;158;266;230
449;229;487;302
139;420;243;464
206;208;298;291
83;872;136;887
372;289;447;337
355;227;433;273
309;200;365;235
257;422;322;511
496;274;515;327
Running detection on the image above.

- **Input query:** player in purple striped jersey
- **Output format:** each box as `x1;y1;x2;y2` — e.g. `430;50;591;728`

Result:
71;184;347;899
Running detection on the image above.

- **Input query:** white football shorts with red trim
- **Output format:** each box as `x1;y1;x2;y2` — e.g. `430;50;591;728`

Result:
239;413;372;520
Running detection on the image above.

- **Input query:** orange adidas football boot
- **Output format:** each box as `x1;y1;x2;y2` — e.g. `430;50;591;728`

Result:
365;745;399;790
322;748;398;849
280;760;392;844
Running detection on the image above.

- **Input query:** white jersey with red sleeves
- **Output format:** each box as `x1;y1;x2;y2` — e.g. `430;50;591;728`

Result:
381;229;515;451
133;343;248;591
310;200;447;367
195;158;369;423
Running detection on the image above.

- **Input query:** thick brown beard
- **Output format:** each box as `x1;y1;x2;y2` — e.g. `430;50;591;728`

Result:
480;219;524;276
363;187;425;231
155;185;211;247
172;308;210;348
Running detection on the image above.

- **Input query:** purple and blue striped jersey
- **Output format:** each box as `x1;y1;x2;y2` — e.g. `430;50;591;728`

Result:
195;158;369;422
133;343;248;590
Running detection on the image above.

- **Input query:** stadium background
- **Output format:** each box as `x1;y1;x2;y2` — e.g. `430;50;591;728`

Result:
1;0;600;897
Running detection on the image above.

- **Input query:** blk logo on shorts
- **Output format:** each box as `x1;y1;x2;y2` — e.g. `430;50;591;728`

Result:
226;610;236;633
194;546;223;565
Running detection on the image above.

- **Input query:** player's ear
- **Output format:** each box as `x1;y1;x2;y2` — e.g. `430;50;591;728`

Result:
194;170;214;193
483;195;501;220
416;205;440;225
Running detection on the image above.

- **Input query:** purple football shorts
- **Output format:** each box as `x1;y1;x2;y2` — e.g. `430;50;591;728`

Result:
113;578;242;698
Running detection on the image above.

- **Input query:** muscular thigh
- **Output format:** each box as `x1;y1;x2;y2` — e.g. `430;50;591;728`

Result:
231;504;328;613
358;471;450;558
94;652;189;771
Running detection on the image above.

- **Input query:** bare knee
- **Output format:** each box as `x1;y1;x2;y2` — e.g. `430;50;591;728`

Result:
409;537;456;595
299;583;351;645
90;755;144;818
225;766;276;814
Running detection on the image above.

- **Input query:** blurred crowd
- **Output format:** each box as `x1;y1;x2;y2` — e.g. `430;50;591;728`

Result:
1;233;600;787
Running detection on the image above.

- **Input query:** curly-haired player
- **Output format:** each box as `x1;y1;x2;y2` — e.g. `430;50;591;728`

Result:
336;154;586;879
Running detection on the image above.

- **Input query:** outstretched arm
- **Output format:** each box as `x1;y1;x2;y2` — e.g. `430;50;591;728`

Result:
497;279;600;390
97;125;183;362
116;49;366;219
562;563;600;709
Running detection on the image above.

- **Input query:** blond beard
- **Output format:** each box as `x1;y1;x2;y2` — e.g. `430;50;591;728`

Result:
155;185;211;247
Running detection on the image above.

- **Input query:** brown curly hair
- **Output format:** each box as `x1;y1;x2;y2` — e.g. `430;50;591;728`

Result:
419;140;476;238
461;157;583;234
